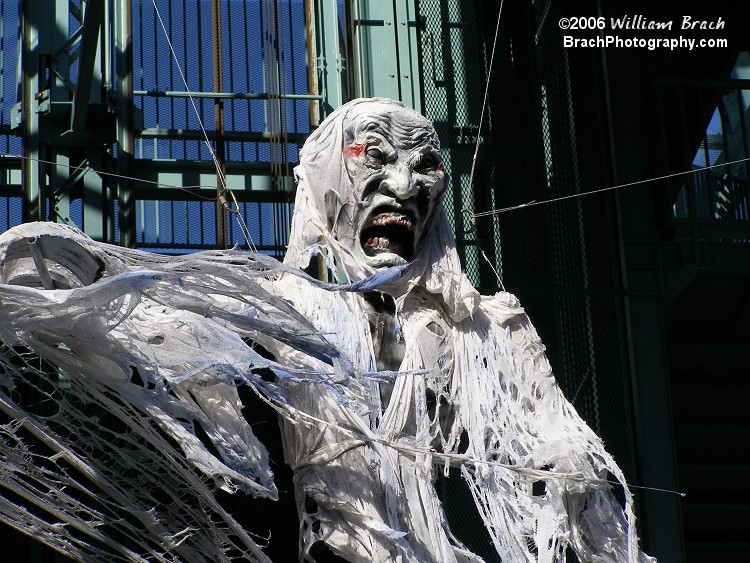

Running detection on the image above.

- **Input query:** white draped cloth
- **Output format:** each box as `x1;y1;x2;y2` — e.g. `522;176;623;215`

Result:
0;98;655;563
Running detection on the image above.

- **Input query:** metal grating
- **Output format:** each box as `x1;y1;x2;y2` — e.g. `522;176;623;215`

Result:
672;82;750;243
0;0;312;255
418;0;638;512
0;0;22;231
130;0;312;254
418;0;499;292
496;0;636;481
419;0;638;553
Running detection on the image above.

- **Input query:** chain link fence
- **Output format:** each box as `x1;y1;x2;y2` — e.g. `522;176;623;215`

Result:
417;1;639;557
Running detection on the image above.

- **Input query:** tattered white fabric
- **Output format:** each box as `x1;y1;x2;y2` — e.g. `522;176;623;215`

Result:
281;98;655;562
0;98;655;563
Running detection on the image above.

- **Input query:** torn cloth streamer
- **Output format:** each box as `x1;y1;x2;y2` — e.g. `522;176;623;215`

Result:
0;98;655;563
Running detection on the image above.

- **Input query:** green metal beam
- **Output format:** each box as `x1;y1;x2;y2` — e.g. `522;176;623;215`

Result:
71;0;105;131
134;90;323;100
20;0;44;222
81;154;106;240
138;128;309;143
115;0;136;247
351;0;421;110
314;0;344;115
394;0;421;112
130;158;295;196
50;153;73;226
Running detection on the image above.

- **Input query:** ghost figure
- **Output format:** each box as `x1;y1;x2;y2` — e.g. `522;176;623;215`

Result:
276;98;656;562
0;98;655;563
287;97;446;273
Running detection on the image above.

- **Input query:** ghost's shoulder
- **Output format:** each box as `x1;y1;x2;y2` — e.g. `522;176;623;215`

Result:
478;291;552;378
479;290;526;324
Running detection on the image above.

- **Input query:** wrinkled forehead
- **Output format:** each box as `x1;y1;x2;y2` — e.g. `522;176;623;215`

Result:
344;104;441;152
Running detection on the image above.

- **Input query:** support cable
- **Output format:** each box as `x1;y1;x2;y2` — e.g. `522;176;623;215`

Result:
151;0;255;250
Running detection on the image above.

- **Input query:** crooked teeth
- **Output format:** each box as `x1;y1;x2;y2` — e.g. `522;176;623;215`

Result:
365;236;404;256
370;214;414;230
366;236;391;250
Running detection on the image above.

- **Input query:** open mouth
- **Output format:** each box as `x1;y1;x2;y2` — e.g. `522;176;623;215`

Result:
359;207;417;262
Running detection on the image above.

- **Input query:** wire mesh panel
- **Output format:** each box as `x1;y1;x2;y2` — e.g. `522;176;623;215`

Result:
1;0;312;252
418;0;500;292
0;0;23;232
416;1;641;537
131;0;312;254
486;0;637;481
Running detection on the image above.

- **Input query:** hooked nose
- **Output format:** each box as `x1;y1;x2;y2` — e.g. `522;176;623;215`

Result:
381;163;421;200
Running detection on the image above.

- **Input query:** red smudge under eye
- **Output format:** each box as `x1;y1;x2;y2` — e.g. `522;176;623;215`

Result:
344;143;365;158
437;162;444;172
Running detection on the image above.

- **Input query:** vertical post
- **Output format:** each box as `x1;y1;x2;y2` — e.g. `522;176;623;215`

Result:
315;0;344;116
71;0;104;131
598;10;685;556
393;0;421;113
82;156;105;241
352;1;396;99
115;0;136;247
50;154;71;225
304;0;320;127
349;1;421;109
20;0;44;222
212;0;228;249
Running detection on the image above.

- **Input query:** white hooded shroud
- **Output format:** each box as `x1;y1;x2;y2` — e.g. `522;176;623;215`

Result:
0;98;655;563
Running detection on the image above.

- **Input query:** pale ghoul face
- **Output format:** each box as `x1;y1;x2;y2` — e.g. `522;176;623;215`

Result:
336;103;447;269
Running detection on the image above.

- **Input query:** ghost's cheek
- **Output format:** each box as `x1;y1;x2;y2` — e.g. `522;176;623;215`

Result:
354;170;381;199
429;174;446;198
343;158;372;197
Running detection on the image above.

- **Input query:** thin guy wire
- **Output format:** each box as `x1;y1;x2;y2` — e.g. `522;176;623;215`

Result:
464;0;506;218
4;153;749;222
151;0;256;250
470;156;750;218
0;154;218;201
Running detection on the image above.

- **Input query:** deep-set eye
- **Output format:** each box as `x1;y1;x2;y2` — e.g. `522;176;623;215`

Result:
366;147;384;162
414;156;441;173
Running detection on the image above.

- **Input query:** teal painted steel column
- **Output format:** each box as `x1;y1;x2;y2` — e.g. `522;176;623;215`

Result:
351;0;421;111
77;0;110;242
393;0;421;112
50;154;72;226
311;0;422;113
18;0;114;241
313;0;344;116
82;156;106;241
115;0;136;247
352;1;400;101
71;0;105;132
20;0;44;222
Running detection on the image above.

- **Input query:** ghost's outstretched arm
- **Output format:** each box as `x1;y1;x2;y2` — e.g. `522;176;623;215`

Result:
449;292;655;563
